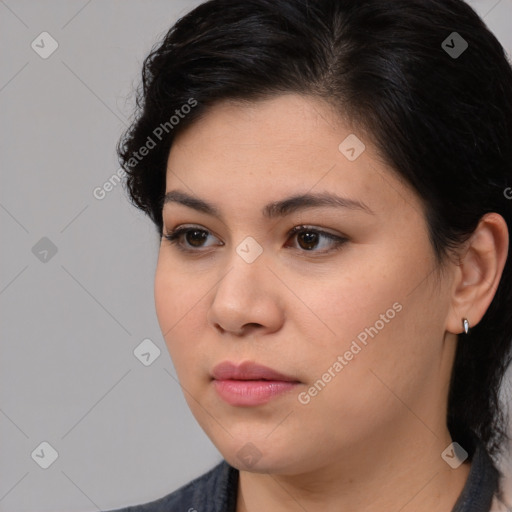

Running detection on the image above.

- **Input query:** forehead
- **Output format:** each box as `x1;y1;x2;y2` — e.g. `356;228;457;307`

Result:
172;94;344;153
165;93;422;221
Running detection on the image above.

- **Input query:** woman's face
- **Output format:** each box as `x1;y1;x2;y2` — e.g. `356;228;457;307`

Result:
154;94;458;475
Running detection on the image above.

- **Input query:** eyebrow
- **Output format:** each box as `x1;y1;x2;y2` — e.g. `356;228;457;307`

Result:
162;190;375;220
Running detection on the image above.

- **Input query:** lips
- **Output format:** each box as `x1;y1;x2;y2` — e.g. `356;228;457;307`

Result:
211;361;300;382
211;361;301;406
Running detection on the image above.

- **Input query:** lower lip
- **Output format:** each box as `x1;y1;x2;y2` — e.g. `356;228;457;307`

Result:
213;379;299;406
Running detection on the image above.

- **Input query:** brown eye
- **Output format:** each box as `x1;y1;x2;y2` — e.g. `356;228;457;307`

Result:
287;225;348;254
184;229;209;247
163;226;220;251
163;224;347;255
296;230;320;250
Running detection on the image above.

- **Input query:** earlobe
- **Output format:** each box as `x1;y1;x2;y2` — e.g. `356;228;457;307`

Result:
446;212;509;335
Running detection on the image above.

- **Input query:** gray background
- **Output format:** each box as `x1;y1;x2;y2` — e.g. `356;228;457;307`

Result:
1;1;511;510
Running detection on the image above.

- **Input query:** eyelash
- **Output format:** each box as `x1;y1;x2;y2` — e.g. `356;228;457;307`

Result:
162;224;348;256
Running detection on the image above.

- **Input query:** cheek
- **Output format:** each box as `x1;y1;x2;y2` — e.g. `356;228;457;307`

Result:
154;257;178;335
300;259;406;350
154;250;204;330
297;241;438;389
300;265;444;420
154;253;206;368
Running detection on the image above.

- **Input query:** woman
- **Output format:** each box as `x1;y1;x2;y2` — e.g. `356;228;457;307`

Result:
108;0;512;510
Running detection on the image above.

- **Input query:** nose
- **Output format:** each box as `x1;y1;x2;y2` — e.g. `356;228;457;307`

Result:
206;254;285;337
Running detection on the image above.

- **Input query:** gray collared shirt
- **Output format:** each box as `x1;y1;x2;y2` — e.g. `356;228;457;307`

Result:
107;441;501;512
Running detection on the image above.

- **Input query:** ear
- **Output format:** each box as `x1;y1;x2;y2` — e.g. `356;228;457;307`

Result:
446;212;509;334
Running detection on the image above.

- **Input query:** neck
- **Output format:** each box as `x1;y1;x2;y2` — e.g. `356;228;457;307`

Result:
236;425;471;512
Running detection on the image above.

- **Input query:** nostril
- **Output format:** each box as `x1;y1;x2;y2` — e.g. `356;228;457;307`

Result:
215;323;263;336
245;323;263;329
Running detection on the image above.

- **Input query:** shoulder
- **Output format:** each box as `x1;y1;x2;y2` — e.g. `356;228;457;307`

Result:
452;435;510;512
105;459;238;512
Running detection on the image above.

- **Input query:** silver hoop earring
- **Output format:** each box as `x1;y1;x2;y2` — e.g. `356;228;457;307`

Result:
462;318;470;335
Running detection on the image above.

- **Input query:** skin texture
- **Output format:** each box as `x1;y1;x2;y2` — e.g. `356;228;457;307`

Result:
154;94;509;512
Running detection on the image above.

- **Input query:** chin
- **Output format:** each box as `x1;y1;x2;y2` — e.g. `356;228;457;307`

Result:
214;437;308;475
